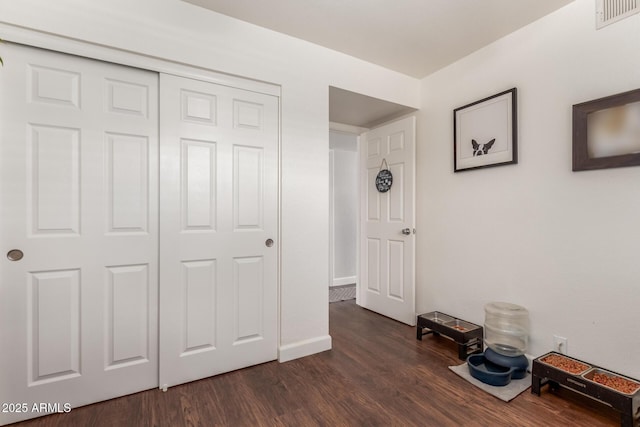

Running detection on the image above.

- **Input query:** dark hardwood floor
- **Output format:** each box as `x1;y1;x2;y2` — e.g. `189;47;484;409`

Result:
14;300;619;426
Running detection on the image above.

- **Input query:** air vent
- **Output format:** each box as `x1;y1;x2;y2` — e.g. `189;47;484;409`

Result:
596;0;640;29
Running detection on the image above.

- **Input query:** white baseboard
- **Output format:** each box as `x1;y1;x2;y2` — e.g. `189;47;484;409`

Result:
331;276;356;287
278;335;332;363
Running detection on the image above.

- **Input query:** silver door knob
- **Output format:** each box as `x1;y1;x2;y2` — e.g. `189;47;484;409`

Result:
7;249;24;261
401;228;411;235
265;239;274;247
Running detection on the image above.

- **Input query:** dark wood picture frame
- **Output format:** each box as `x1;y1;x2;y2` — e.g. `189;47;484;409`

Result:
453;88;518;172
573;88;640;171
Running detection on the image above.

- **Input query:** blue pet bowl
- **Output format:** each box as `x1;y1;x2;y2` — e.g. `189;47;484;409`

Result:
484;348;528;379
467;353;515;387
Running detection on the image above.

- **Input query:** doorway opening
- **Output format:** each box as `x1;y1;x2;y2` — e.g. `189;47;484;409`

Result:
328;86;416;315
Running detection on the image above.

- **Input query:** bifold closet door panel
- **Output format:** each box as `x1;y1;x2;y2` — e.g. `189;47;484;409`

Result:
0;43;159;426
159;74;279;389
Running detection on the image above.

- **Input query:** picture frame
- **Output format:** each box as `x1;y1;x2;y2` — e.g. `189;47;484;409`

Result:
453;88;517;172
573;88;640;171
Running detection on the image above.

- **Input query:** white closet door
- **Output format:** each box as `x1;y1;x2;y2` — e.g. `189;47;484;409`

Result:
159;74;279;388
0;44;159;425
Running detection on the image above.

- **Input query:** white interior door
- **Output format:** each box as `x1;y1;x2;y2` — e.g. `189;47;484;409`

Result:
0;43;159;425
159;74;279;388
359;116;416;325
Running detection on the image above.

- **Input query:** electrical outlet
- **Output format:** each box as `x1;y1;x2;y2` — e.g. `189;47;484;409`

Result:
553;335;568;354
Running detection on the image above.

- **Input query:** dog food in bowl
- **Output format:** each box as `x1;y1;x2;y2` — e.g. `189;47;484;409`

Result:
586;371;640;395
540;354;590;374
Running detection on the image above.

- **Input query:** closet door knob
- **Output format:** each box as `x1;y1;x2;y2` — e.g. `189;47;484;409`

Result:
7;249;24;261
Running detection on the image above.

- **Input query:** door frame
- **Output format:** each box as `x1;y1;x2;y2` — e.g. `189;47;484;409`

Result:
0;22;282;364
0;24;279;97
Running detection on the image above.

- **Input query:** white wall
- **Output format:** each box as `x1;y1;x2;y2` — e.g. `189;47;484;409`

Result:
329;131;358;286
417;0;640;378
0;0;420;360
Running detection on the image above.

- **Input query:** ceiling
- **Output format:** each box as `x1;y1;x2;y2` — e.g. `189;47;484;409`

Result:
183;0;573;78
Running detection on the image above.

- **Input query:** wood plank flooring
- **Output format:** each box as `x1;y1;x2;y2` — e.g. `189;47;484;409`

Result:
13;300;620;426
